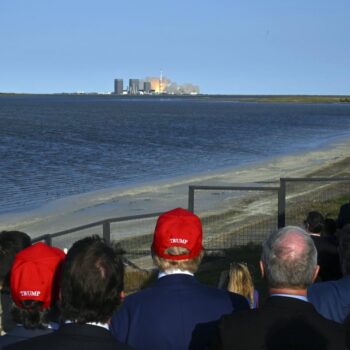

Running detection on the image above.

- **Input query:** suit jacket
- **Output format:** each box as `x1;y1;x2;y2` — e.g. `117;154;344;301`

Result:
209;296;346;350
1;288;15;334
0;325;52;349
338;202;350;229
308;275;350;323
110;274;249;350
311;235;342;281
3;323;134;350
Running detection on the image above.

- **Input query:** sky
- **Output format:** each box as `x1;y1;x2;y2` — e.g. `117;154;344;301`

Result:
1;0;349;95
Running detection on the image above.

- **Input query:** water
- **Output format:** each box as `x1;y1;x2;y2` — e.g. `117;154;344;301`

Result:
1;94;350;215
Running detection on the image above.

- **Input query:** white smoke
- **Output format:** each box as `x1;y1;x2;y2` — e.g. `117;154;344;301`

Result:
144;76;200;94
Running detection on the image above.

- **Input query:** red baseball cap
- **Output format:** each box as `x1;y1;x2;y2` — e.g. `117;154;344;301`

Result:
10;242;65;309
152;208;203;260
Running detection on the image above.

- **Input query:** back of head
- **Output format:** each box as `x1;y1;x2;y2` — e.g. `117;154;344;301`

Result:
60;235;124;324
338;224;350;276
0;231;31;285
227;262;254;307
152;208;204;273
304;211;324;233
10;242;65;329
261;226;317;289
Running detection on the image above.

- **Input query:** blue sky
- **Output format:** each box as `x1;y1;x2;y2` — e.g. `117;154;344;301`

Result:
1;0;349;94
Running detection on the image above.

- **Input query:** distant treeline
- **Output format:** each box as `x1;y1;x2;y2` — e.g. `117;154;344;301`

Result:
1;93;350;103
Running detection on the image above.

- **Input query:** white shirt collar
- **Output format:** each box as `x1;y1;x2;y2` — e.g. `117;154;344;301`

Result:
65;320;109;331
158;269;194;279
270;293;308;302
86;322;109;330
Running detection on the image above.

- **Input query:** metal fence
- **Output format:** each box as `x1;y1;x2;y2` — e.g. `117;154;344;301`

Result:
279;177;350;227
32;212;163;269
188;185;281;249
32;177;350;269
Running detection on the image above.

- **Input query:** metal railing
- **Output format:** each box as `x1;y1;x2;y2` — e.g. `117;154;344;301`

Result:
188;184;282;225
31;177;350;261
279;177;350;227
188;185;281;248
32;211;164;246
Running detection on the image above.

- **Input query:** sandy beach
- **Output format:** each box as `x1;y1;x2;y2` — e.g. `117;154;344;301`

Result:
1;136;350;243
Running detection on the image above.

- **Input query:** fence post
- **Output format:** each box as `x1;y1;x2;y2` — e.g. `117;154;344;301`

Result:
278;179;286;228
188;186;195;212
44;234;52;246
103;221;111;245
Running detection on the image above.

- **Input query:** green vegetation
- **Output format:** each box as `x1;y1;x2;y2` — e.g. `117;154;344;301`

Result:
201;95;350;104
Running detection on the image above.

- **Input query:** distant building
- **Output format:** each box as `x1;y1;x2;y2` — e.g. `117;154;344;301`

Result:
114;79;123;95
129;79;140;95
144;82;151;94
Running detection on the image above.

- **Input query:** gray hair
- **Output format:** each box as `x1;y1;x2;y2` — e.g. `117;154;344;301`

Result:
152;247;203;273
261;226;317;289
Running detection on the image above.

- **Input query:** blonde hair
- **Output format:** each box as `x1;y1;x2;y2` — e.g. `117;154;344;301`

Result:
152;246;204;273
227;262;255;308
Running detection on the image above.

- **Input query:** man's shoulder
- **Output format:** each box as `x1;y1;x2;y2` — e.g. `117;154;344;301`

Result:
3;325;134;350
123;275;248;307
340;202;350;210
309;276;350;297
216;298;346;349
220;296;343;326
196;282;249;307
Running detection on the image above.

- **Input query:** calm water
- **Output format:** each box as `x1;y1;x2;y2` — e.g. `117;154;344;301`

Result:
1;95;350;215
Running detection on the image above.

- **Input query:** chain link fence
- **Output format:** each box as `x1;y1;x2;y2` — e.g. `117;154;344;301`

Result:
280;177;350;228
188;185;280;250
32;177;350;271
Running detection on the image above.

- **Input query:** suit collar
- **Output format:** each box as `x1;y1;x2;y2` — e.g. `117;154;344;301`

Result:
155;273;198;286
266;295;315;311
58;323;112;338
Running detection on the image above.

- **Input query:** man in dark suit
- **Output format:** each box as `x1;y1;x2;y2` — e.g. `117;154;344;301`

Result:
110;208;249;350
4;236;134;350
338;201;350;229
304;211;341;281
308;224;350;323
210;226;346;350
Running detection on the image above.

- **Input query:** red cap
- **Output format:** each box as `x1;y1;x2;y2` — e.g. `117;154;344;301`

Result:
152;208;203;260
10;242;65;309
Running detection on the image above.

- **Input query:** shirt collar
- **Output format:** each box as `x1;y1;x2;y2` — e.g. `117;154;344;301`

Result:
158;269;194;279
270;293;308;302
65;320;109;331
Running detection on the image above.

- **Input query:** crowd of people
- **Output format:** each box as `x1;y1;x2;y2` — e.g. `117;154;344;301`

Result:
0;200;349;349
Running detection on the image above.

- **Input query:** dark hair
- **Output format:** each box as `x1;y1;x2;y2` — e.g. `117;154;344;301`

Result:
304;211;324;233
338;224;350;275
60;235;124;323
0;231;31;284
11;300;50;329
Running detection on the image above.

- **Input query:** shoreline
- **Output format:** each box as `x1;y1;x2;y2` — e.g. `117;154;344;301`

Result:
1;136;350;238
1;93;350;104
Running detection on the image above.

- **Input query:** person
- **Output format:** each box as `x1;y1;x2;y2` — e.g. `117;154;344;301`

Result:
308;224;350;323
304;211;341;281
3;235;134;350
0;231;31;335
209;226;346;350
226;262;259;309
323;218;338;245
337;200;350;229
110;207;249;350
0;242;65;348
